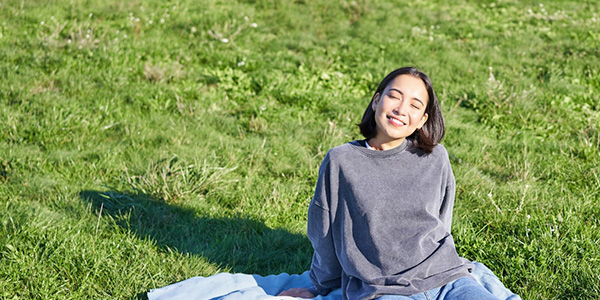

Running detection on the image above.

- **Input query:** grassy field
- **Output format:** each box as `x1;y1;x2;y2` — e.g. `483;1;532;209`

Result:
1;0;599;299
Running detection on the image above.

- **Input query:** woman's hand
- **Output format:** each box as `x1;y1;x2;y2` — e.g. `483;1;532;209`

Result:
277;287;315;298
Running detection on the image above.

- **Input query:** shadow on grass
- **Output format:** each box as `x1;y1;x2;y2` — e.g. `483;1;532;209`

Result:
79;190;312;277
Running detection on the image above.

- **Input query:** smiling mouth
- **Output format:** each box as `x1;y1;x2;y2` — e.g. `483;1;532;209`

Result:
387;116;406;126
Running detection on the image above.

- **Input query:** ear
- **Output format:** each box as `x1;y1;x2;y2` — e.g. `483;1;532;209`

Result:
371;93;380;111
417;113;429;129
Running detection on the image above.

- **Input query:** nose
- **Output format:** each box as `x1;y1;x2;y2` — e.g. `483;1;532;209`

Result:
393;101;409;116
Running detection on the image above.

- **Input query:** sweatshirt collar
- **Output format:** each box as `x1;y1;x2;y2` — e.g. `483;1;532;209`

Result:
350;139;409;157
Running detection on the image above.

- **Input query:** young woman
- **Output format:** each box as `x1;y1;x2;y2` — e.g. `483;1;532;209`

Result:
279;67;499;300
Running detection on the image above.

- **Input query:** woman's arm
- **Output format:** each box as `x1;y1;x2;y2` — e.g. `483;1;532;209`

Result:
439;156;456;233
307;202;342;295
306;156;343;295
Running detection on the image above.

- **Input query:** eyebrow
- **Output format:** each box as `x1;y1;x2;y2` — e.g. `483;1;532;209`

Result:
389;88;424;106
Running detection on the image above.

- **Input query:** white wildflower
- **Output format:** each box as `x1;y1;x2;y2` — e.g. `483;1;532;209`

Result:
148;19;153;24
244;16;249;21
191;27;197;33
41;21;44;25
237;61;245;67
250;23;258;28
221;38;229;43
160;18;165;24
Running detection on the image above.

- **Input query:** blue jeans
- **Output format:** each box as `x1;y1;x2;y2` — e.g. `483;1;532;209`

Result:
376;277;500;300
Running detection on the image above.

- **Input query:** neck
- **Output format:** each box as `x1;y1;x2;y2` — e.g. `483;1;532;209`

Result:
367;137;406;151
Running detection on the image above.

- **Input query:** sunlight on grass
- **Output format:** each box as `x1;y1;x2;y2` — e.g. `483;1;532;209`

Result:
0;0;599;299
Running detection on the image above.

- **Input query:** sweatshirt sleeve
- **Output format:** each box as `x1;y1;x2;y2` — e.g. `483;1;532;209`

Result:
438;160;456;234
307;155;342;295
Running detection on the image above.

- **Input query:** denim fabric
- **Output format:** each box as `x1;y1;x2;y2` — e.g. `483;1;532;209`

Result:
470;262;522;300
376;277;500;300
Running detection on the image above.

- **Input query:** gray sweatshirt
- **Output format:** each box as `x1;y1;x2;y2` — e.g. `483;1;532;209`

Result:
308;140;474;300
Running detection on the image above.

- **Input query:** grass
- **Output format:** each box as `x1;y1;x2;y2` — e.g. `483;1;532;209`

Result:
1;0;599;299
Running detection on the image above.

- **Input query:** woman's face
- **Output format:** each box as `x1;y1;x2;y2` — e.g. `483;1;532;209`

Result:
371;74;429;147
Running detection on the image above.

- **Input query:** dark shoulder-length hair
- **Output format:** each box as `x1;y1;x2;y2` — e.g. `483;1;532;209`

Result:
358;66;445;154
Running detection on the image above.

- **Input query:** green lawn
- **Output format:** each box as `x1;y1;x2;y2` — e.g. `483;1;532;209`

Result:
1;0;599;299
